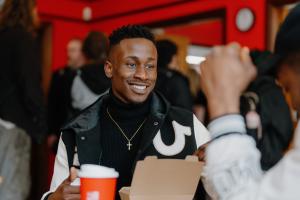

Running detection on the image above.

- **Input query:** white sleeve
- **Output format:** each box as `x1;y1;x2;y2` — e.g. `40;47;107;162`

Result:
41;136;70;200
193;114;210;148
204;114;263;200
205;116;300;200
256;122;300;200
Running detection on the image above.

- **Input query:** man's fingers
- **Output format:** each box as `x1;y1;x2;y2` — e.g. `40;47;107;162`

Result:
240;46;258;81
226;42;241;56
211;46;223;56
63;185;80;194
62;167;78;184
64;194;81;200
240;46;251;63
70;167;78;182
227;42;241;50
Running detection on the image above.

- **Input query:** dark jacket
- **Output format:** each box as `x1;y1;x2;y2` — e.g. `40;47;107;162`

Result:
241;76;294;170
155;68;193;111
47;67;76;136
47;63;111;137
61;91;207;167
0;25;46;143
42;91;210;199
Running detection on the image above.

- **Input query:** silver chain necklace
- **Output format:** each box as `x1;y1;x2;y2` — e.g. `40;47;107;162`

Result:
106;107;147;150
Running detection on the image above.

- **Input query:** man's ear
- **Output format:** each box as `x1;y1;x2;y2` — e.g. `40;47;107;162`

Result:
104;60;113;78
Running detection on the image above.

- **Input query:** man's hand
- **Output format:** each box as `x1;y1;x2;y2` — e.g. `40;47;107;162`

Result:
48;167;80;200
193;143;209;162
200;43;257;119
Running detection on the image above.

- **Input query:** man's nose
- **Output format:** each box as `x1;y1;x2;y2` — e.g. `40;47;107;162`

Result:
134;65;147;80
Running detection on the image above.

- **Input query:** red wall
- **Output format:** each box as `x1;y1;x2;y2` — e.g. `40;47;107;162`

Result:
37;0;267;71
165;20;224;46
50;20;89;70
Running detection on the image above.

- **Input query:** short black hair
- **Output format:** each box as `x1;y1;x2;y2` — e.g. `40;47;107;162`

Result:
82;31;108;63
156;39;178;68
279;51;300;74
108;24;155;48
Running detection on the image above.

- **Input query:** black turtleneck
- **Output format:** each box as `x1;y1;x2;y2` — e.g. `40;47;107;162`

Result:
100;91;151;197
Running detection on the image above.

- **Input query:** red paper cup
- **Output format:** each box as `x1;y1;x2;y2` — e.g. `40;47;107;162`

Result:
79;164;119;200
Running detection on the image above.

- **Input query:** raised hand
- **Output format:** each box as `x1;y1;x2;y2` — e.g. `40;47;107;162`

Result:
48;167;80;200
200;43;257;119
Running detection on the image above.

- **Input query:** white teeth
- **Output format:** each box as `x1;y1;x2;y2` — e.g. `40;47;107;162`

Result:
132;85;146;90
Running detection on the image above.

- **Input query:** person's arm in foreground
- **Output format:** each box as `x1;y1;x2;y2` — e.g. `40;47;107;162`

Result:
41;137;80;200
200;43;300;200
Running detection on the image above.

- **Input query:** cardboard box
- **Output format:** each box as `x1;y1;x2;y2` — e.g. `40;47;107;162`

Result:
119;156;203;200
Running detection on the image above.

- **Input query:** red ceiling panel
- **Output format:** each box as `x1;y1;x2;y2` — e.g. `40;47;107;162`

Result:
90;0;189;20
37;0;87;20
37;0;190;21
165;19;224;46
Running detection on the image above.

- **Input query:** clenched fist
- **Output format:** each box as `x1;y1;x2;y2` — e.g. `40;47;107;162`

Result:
200;43;257;119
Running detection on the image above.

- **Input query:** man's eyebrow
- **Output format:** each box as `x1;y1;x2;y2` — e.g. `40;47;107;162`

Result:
147;57;156;61
125;56;139;61
125;56;156;61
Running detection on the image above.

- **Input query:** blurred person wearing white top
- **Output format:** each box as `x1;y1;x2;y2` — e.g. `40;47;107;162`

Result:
200;4;300;200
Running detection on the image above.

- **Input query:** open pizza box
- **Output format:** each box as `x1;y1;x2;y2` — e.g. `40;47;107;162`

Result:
119;156;203;200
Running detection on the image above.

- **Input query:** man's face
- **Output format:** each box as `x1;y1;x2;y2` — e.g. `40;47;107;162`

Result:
168;54;180;71
67;40;85;69
277;65;300;113
105;38;157;104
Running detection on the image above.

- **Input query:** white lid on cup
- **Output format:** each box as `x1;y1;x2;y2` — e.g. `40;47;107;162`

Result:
79;164;119;178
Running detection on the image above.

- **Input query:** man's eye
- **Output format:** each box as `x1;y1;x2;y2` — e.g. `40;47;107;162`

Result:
127;63;136;68
145;64;154;69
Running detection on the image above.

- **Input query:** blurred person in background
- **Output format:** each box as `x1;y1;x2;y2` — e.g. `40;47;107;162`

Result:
66;38;86;69
0;0;47;199
47;38;85;152
187;67;208;123
240;49;293;170
69;31;111;116
201;3;300;200
47;31;110;153
155;39;193;111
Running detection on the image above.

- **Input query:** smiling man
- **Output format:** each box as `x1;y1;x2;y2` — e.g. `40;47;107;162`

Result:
42;25;210;200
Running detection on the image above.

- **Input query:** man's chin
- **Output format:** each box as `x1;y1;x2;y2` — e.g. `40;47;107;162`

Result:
128;93;151;104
